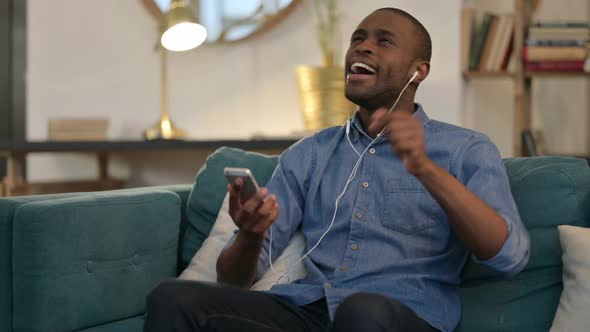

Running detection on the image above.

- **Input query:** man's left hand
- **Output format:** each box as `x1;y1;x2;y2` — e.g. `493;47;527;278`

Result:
368;108;432;176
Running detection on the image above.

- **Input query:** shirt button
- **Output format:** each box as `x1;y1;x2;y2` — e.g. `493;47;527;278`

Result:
355;213;363;219
369;148;376;154
362;182;369;188
351;244;359;250
324;282;332;289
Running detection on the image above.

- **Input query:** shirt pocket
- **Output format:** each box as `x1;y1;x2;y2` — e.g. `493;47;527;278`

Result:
383;177;440;234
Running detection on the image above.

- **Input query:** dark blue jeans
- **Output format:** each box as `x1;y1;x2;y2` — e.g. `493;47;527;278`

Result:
143;280;438;332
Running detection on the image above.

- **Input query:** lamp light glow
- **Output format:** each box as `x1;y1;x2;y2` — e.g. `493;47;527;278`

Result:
160;0;207;52
161;22;207;51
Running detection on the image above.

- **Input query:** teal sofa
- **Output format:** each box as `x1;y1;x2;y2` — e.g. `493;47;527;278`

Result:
1;147;589;332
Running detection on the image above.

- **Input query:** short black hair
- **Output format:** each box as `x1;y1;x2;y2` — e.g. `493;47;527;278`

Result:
376;8;432;62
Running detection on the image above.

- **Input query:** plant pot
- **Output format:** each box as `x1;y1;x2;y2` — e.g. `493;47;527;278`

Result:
295;65;356;131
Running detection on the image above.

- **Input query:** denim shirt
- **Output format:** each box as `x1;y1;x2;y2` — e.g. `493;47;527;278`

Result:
225;104;530;332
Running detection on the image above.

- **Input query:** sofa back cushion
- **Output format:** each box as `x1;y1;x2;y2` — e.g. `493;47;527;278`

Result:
182;147;279;267
11;190;180;332
0;192;89;332
457;157;590;332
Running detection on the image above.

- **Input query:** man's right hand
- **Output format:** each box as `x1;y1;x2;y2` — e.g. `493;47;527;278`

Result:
228;178;279;237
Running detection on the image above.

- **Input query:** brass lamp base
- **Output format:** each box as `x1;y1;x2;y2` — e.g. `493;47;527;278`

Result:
144;115;186;140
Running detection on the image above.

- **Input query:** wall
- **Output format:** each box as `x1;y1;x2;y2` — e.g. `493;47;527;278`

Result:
26;0;462;184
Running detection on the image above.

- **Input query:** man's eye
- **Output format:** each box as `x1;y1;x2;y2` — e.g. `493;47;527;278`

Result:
351;36;363;43
380;39;394;46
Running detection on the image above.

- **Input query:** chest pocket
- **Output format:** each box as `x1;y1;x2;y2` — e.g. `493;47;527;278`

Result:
383;177;441;234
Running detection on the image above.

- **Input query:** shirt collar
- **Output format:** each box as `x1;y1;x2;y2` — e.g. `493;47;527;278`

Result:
348;103;430;143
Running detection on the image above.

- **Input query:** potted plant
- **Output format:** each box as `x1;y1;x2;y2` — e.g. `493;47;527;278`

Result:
295;0;355;131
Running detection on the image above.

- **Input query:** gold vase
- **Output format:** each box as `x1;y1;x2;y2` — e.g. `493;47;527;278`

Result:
295;66;356;131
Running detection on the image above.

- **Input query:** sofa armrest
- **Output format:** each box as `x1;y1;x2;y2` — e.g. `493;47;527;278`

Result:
10;189;180;332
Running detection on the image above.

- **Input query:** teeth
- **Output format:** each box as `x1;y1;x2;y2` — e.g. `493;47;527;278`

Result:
351;62;376;74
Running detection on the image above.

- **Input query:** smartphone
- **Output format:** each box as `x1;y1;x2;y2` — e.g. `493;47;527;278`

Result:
224;167;261;203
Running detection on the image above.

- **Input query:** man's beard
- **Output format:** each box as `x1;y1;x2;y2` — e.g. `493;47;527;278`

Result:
345;88;399;112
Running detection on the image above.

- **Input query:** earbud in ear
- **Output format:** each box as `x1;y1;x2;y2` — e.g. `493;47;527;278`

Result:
410;71;418;83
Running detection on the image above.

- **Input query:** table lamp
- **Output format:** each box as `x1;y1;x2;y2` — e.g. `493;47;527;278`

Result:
144;0;207;140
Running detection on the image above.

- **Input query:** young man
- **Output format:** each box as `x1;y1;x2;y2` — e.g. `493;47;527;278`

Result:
144;8;530;332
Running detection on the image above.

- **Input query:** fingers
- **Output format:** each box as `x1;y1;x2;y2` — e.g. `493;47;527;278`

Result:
232;187;280;232
252;202;279;233
380;112;424;160
367;108;389;137
228;181;241;210
244;195;279;233
242;188;268;215
257;194;277;216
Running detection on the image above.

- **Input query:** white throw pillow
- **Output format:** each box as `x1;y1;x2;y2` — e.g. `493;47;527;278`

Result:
549;225;590;332
179;193;307;290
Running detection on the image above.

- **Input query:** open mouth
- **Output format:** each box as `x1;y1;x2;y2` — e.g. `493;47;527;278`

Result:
350;62;377;75
347;62;377;84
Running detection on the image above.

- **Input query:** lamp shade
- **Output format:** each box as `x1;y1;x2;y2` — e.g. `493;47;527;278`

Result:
160;0;207;52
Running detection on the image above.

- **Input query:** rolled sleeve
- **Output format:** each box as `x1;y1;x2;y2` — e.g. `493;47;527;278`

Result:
471;214;530;276
454;133;531;276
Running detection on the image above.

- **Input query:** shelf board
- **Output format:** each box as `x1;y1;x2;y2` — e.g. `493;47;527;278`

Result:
525;71;590;78
464;71;590;79
463;71;515;79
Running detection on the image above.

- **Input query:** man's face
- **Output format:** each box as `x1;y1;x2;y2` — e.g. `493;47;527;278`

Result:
345;10;417;110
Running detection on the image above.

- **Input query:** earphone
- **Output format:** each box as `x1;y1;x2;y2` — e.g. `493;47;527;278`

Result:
268;70;419;282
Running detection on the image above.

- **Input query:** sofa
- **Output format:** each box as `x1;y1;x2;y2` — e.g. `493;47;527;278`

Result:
1;146;589;332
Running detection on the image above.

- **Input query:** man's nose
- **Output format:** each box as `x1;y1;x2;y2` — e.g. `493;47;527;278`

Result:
355;39;375;55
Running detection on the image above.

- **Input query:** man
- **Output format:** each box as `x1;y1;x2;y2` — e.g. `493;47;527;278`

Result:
144;7;530;332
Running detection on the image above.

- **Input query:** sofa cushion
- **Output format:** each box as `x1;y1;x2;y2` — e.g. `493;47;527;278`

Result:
182;147;279;267
11;190;180;332
77;315;144;332
179;193;307;290
550;225;590;331
457;157;590;332
0;192;89;332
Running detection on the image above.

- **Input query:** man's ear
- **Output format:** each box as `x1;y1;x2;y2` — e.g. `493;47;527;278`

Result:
411;61;430;84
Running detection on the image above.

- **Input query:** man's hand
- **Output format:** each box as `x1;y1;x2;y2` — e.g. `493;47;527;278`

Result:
217;179;279;287
368;108;432;176
228;178;279;237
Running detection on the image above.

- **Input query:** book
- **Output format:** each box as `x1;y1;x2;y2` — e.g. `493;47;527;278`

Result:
500;33;514;71
492;15;514;71
526;40;587;47
479;15;501;71
531;22;590;28
528;27;589;41
523;46;587;61
521;130;538;157
526;60;585;71
461;8;476;72
48;119;109;141
486;15;506;71
469;13;494;70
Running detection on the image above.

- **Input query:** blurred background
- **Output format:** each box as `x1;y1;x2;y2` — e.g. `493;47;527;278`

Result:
0;0;588;195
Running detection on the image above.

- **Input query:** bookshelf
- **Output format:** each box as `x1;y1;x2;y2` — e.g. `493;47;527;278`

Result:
462;0;589;156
